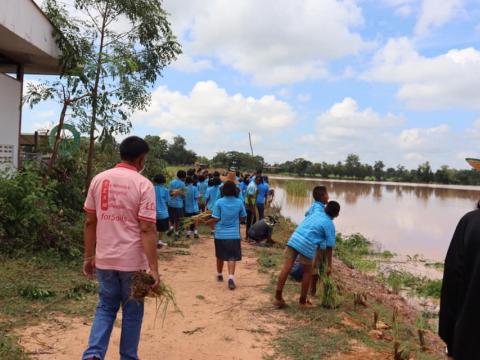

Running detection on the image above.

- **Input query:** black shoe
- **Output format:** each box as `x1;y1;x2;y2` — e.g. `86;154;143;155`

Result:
186;234;191;239
228;279;236;290
217;274;224;282
166;228;174;236
194;233;199;239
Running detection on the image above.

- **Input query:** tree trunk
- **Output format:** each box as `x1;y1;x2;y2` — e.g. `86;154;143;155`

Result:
48;100;69;175
85;5;109;193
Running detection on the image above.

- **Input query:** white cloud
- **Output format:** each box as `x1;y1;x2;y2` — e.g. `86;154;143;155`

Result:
135;81;296;157
297;93;312;103
415;0;464;36
159;131;176;143
364;37;480;110
163;0;371;85
398;124;450;151
171;55;212;73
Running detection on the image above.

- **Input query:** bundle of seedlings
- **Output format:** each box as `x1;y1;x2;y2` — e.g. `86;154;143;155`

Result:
180;210;212;229
321;275;339;309
130;271;181;326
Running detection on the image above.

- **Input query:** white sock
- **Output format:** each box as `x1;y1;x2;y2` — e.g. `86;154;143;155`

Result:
194;229;198;234
228;274;234;280
169;226;174;230
217;273;223;277
187;230;192;235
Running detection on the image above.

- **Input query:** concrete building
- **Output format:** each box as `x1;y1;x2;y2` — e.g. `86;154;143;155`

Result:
0;0;61;170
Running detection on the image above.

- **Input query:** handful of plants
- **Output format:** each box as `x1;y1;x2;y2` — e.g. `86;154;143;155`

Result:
322;276;339;309
130;271;181;325
181;210;213;228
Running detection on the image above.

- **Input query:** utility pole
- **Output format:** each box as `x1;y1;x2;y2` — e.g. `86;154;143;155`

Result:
248;132;254;156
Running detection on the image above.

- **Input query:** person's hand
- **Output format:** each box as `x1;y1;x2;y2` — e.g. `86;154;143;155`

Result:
83;257;95;280
149;268;160;289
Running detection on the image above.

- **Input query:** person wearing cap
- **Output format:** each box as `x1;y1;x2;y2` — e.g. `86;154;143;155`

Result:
247;215;279;246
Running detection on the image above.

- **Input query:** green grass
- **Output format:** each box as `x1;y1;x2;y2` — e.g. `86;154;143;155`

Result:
380;271;442;299
284;180;310;197
0;252;98;358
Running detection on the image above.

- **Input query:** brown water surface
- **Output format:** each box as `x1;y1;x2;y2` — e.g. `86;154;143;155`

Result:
271;177;480;261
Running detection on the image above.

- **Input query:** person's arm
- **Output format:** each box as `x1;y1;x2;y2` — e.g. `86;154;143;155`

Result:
205;200;221;225
325;221;336;275
326;247;333;275
266;226;274;243
140;220;160;288
83;212;97;279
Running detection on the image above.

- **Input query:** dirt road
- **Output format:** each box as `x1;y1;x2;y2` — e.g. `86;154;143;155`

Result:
20;237;281;359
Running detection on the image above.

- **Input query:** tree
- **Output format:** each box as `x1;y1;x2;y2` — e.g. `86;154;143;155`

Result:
44;0;181;191
415;162;434;183
165;136;197;165
373;160;385;181
344;154;362;178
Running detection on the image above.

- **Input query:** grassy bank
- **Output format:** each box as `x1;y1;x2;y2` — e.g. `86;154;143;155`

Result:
0;253;98;359
254;211;444;359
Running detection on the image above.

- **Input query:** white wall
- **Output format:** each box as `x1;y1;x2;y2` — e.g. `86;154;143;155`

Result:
0;73;21;169
0;0;60;59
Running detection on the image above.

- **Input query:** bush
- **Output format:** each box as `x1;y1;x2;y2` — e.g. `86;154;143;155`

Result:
0;163;83;258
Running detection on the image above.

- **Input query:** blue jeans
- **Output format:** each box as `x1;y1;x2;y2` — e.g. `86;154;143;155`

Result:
82;269;144;360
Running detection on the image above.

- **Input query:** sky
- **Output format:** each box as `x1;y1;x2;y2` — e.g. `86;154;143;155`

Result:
25;0;480;169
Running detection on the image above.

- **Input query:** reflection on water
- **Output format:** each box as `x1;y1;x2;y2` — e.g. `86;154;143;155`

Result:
272;178;480;261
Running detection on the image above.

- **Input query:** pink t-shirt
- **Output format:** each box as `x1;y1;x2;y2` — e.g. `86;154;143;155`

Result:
84;163;156;271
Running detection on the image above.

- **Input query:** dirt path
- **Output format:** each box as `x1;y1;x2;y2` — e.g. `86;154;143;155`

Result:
19;236;282;359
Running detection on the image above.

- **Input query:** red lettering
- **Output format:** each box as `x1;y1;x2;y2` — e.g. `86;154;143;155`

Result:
101;180;110;211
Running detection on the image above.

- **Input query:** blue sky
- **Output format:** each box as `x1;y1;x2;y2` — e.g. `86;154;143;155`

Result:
25;0;480;169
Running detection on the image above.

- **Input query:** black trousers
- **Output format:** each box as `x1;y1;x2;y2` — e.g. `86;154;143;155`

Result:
246;208;256;237
257;204;265;220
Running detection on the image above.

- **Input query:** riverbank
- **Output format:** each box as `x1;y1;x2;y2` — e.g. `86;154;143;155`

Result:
268;174;480;192
2;220;446;359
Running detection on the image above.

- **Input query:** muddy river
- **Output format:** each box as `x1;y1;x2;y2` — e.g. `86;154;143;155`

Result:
270;177;480;261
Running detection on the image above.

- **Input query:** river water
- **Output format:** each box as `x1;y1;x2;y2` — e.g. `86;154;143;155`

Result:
270;177;480;261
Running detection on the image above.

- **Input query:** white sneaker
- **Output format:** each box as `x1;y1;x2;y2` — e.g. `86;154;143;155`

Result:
157;240;168;248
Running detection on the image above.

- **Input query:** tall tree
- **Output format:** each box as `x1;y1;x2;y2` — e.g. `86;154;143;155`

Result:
44;0;181;191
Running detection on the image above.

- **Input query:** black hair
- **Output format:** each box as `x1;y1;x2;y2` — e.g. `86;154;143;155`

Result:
213;171;220;178
153;174;166;184
208;178;214;187
243;175;250;184
313;186;328;202
325;201;340;218
177;170;187;179
263;176;269;183
236;171;240;177
198;175;206;182
119;136;149;162
185;176;194;185
255;176;263;183
256;169;263;175
211;177;222;186
222;181;237;197
187;168;195;177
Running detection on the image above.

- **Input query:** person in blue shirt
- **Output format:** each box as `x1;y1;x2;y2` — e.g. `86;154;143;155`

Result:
205;181;247;290
167;170;186;240
153;174;170;248
305;186;329;218
197;175;208;212
255;176;269;220
184;176;200;239
204;177;222;235
274;201;340;309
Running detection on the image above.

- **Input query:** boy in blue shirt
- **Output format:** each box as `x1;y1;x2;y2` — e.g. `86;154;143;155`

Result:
305;186;328;218
167;170;186;240
205;181;247;290
153;174;170;248
255;176;269;220
274;201;340;309
197;175;208;212
184;176;200;239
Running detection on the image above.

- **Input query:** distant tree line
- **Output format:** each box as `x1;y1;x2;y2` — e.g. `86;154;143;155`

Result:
267;154;480;185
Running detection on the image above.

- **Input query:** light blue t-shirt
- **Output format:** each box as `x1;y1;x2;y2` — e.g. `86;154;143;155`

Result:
305;201;326;218
168;179;186;208
197;180;208;197
212;196;247;240
287;213;336;260
256;183;269;205
204;185;221;211
154;185;170;220
185;184;199;214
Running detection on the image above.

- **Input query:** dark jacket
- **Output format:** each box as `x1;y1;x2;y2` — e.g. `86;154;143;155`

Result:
439;209;480;359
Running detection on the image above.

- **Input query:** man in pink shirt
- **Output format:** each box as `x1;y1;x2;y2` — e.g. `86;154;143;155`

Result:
82;136;159;360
